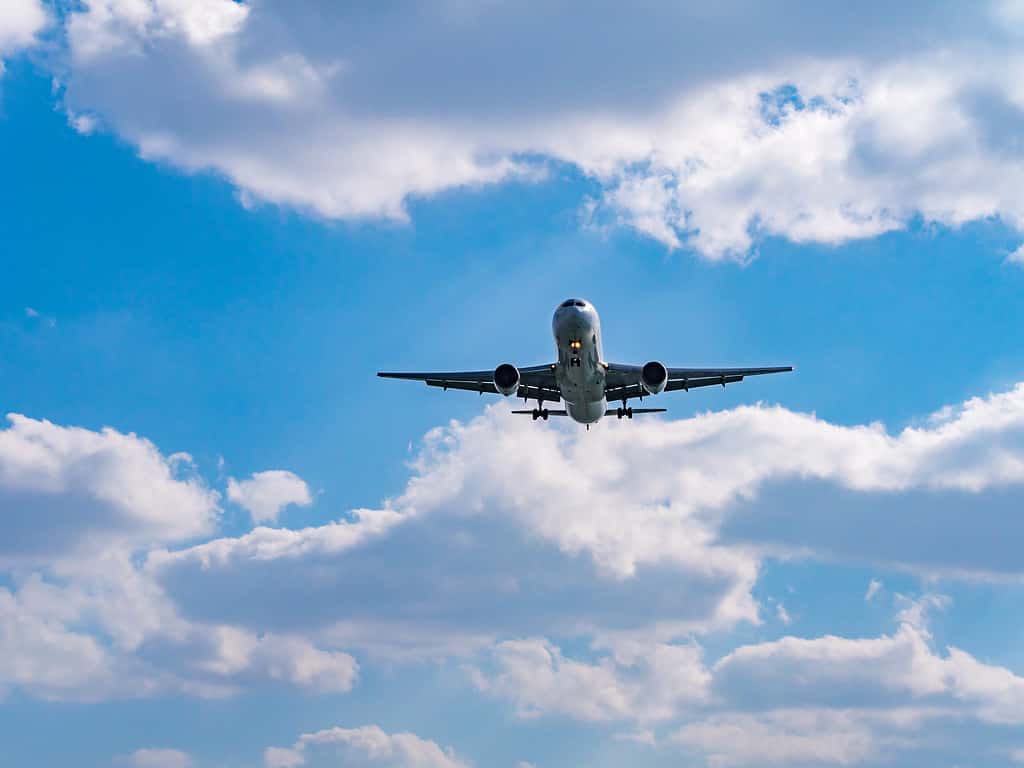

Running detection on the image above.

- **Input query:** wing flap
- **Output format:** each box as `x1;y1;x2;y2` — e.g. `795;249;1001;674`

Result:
379;370;494;382
667;366;793;378
424;378;499;394
603;362;791;403
380;366;561;403
605;376;742;403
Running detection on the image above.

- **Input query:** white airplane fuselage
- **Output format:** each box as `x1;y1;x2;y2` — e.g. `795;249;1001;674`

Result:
552;300;607;423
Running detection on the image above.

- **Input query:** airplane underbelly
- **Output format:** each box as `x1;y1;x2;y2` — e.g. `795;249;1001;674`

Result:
552;305;605;421
558;355;604;397
567;398;607;424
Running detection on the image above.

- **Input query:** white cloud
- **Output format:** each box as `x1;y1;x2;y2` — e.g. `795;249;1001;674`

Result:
0;414;219;563
665;612;1024;765
894;592;950;632
0;414;356;702
672;708;930;767
264;725;467;768
1008;244;1024;264
0;583;113;699
471;637;709;722
117;748;194;768
714;619;1024;726
156;380;1024;620
190;625;358;693
865;578;883;601
463;611;1024;758
119;378;1024;704
0;0;46;63
9;376;1024;730
227;469;313;524
69;112;99;135
713;623;949;707
38;2;1024;257
67;0;248;63
657;598;1024;765
0;553;358;700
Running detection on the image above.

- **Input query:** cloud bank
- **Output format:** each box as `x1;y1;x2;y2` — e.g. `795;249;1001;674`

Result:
23;1;1022;257
264;725;466;768
4;378;1024;762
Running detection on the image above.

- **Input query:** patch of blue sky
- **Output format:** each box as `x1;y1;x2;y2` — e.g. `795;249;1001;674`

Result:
759;83;806;125
758;81;861;127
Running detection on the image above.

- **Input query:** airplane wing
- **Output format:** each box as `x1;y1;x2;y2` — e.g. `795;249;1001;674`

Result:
378;364;562;403
603;363;792;403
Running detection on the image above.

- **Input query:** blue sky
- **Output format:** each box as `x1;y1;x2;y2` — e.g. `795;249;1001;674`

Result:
4;2;1024;767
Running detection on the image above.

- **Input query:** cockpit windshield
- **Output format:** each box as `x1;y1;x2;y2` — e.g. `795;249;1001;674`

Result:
560;299;588;308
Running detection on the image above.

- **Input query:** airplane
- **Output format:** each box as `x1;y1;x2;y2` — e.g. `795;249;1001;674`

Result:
379;298;792;426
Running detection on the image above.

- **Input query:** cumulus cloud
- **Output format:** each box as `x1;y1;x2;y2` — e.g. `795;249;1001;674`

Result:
264;725;467;768
468;610;1024;761
470;637;709;722
0;554;358;700
664;611;1024;765
9;375;1024;737
713;615;1024;724
117;748;194;768
671;708;931;767
0;414;219;563
151;381;1024;664
227;469;312;524
150;403;765;648
0;582;112;700
0;0;46;65
0;413;356;701
30;1;1024;257
712;623;949;709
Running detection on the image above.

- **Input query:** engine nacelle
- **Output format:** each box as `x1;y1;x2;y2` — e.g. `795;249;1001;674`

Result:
493;363;521;396
640;360;668;395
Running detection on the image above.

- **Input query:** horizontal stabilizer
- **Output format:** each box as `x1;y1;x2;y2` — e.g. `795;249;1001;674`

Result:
606;406;667;419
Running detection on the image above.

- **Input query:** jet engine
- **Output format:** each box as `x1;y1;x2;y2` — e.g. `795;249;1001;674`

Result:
493;363;521;396
640;361;668;395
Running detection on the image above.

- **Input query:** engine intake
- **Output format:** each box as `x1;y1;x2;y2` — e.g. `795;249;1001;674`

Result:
640;360;668;395
493;363;520;396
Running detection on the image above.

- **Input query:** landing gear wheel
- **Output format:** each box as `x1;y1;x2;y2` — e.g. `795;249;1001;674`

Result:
615;407;634;419
531;408;550;421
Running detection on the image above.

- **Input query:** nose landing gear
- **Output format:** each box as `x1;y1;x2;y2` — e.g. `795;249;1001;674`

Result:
531;408;550;421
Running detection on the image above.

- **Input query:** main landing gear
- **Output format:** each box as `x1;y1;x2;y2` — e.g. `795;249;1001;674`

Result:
511;404;566;419
615;406;634;419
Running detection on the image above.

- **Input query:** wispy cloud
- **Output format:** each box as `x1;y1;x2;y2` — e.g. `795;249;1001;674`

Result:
865;578;883;601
